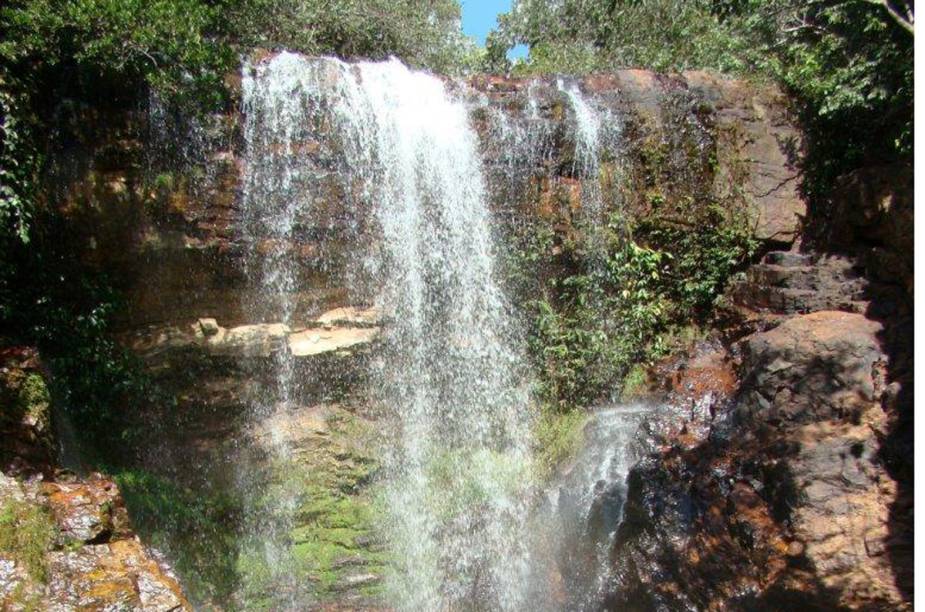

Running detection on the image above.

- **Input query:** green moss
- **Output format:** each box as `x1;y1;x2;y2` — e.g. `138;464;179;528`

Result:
619;364;650;401
1;369;51;435
16;374;50;420
423;447;532;519
237;410;386;603
113;469;240;605
532;408;588;482
0;498;55;582
152;172;175;191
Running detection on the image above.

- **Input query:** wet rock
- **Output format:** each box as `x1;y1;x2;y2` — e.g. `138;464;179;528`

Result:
42;475;132;544
1;471;191;611
198;317;221;336
130;311;379;363
207;322;290;357
288;327;379;357
314;306;382;328
331;573;381;592
45;540;188;611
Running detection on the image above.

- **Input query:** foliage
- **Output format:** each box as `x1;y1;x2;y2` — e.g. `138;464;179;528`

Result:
619;364;649;401
635;201;759;314
493;0;751;75
0;497;55;582
514;203;755;411
725;0;913;197
532;408;587;480
0;211;160;452
225;0;473;75
527;233;670;409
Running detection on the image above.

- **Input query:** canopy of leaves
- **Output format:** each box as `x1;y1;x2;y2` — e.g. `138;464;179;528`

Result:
488;0;752;74
226;0;473;74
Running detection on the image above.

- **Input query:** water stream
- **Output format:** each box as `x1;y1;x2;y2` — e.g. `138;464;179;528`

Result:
239;52;640;611
546;405;651;610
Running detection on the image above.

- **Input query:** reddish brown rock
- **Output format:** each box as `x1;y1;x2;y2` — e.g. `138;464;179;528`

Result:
42;475;133;544
0;350;192;611
607;311;911;610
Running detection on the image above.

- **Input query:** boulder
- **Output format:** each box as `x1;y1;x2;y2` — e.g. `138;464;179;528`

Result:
737;312;883;426
45;540;188;611
607;312;911;610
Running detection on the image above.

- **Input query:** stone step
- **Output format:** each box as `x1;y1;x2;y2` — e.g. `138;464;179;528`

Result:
747;263;869;293
747;264;817;289
733;285;869;315
815;255;864;279
763;251;815;267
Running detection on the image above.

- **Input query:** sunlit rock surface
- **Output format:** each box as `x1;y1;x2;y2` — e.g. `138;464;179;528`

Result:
606;265;912;609
0;350;190;611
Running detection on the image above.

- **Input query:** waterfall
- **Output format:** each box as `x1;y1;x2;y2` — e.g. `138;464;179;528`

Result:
346;58;534;611
241;53;536;610
556;79;624;268
239;51;318;603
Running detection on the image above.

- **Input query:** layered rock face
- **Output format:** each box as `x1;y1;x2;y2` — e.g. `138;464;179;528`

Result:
54;64;804;331
0;348;190;611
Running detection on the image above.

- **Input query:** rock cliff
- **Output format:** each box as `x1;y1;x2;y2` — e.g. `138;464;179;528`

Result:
605;193;912;611
23;55;912;610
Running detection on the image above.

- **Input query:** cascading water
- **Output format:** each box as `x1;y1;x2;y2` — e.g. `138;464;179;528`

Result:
558;79;605;220
241;53;536;610
547;405;651;610
556;79;624;268
239;52;319;603
344;59;535;611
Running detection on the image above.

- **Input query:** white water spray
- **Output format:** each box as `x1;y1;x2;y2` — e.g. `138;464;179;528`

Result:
242;53;536;611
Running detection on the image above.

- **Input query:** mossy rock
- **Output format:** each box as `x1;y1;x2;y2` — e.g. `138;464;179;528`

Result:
0;352;55;468
235;405;388;605
0;495;56;583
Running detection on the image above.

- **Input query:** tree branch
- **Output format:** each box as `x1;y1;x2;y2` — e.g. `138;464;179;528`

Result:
861;0;914;34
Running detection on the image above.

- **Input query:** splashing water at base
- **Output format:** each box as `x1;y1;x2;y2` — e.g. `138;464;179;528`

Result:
542;404;652;611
